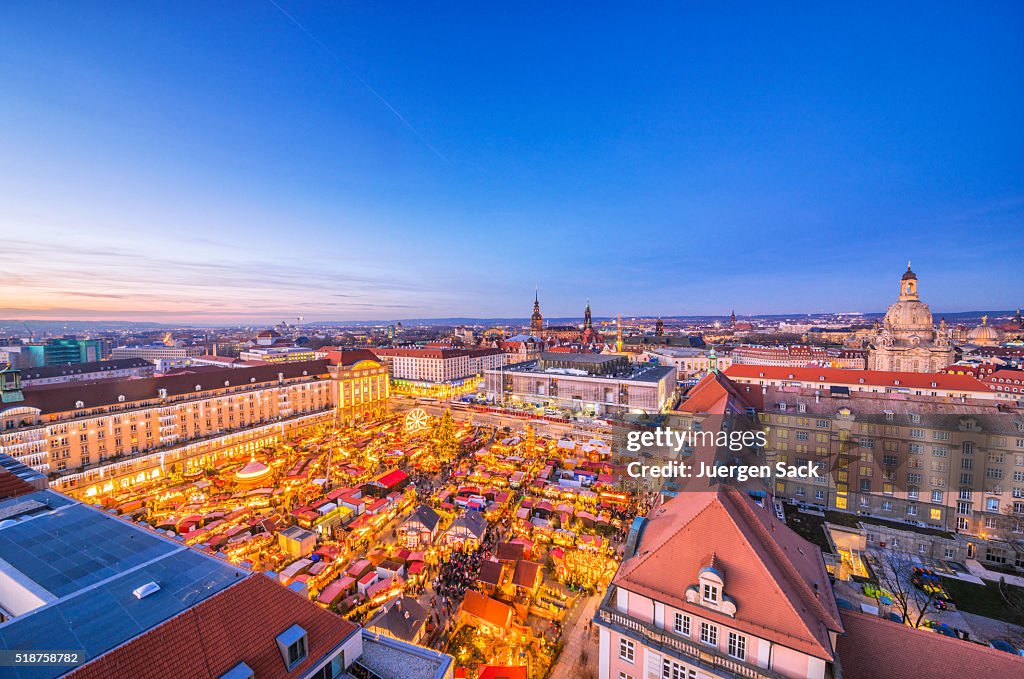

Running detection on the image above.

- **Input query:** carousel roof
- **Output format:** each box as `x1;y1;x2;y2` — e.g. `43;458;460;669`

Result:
235;458;270;480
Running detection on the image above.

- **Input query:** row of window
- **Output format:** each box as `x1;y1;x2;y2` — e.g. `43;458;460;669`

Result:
617;621;747;664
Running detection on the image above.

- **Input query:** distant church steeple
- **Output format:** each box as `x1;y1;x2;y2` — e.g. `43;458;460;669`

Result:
583;299;592;329
530;288;544;336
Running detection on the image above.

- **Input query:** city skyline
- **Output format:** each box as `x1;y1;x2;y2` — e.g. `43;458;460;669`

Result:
3;3;1023;322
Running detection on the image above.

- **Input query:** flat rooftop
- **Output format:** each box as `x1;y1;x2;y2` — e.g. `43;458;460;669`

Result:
352;631;453;679
494;359;675;383
0;490;245;679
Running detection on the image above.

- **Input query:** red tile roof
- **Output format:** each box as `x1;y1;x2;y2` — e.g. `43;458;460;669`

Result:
67;574;359;679
614;486;842;660
725;364;989;393
676;371;763;414
460;590;514;629
837;610;1024;679
323;349;383;367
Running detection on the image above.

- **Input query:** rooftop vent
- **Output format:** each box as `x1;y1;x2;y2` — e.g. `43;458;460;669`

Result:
133;581;161;599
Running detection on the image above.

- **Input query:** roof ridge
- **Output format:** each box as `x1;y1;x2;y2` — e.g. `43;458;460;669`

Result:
725;489;841;633
614;492;719;580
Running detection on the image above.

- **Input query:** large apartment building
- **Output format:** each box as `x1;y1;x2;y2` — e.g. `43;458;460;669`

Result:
110;343;206;363
372;347;506;383
0;354;389;500
597;486;843;679
752;386;1024;545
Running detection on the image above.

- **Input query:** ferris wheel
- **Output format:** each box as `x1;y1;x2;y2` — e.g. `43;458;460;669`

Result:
405;408;429;433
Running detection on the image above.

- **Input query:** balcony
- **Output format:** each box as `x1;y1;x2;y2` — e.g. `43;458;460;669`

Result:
595;588;801;679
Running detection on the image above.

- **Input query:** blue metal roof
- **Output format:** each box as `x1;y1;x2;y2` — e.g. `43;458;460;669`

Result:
0;490;245;679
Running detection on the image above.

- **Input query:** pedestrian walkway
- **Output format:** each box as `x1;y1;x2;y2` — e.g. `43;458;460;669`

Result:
547;595;600;679
965;559;1024;586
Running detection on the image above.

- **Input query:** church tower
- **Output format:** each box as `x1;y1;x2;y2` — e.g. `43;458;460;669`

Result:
583;300;592;329
530;288;544;337
899;261;919;301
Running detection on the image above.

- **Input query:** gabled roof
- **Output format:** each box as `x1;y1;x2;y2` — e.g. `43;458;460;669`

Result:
447;510;488;539
478;560;505;587
67;574;359;679
676;371;762;414
461;590;513;629
511;560;542;589
614;486;842;660
836;610;1024;679
371;468;410;488
367;595;428;642
495;541;526;562
405;504;441;532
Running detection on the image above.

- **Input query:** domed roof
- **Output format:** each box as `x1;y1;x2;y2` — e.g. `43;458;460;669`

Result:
968;317;1003;345
901;266;917;281
883;300;934;335
235;457;270;481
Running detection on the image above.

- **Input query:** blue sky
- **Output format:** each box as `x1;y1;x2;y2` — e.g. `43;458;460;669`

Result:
1;2;1022;322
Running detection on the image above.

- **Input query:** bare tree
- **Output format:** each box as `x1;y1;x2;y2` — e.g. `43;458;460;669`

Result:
872;548;939;628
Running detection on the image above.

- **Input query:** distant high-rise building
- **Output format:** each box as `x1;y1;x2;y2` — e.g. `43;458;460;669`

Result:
23;336;101;367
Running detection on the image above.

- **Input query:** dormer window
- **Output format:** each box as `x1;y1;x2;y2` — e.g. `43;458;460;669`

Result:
276;624;308;671
685;556;736;617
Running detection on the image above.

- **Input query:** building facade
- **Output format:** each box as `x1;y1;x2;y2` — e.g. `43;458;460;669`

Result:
646;347;732;381
485;356;676;415
373;347;506;384
111;343;206;363
326;350;390;424
597;486;843;679
753;386;1024;560
240;345;318;363
24;337;102;366
0;361;349;498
